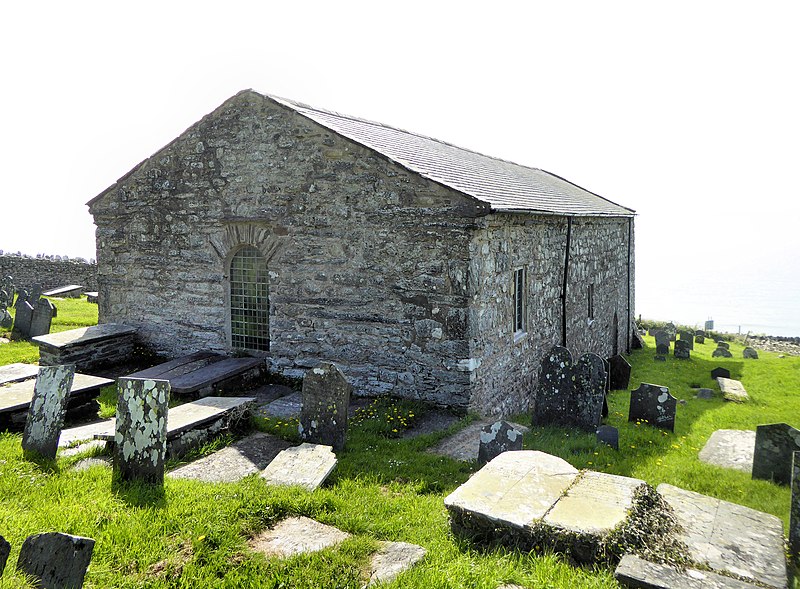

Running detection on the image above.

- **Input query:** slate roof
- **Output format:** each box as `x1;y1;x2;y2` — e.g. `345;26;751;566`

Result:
270;94;634;217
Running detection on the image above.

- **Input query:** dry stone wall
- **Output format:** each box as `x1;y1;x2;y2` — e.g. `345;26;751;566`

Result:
0;254;97;292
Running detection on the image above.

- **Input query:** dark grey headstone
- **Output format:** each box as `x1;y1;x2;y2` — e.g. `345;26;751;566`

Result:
695;334;705;344
791;451;800;560
752;423;800;485
113;377;170;485
299;362;351;451
743;347;759;359
532;347;606;432
16;532;95;589
0;534;9;577
695;329;706;337
711;367;731;380
596;425;619;450
654;331;670;352
678;330;694;350
712;346;733;358
654;355;666;362
628;383;677;432
29;298;56;338
28;283;43;302
0;308;11;329
22;365;76;460
607;355;631;390
631;331;644;349
717;341;730;350
478;421;523;466
12;299;34;339
696;388;714;399
674;339;691;359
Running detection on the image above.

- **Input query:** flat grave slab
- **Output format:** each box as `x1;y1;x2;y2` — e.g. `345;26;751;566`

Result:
167;357;264;397
59;419;115;447
366;541;426;586
428;419;529;462
42;285;84;298
261;443;337;491
717;377;749;402
259;391;303;419
698;429;755;473
126;351;224;380
0;363;40;385
169;432;292;482
33;323;138;371
615;553;760;589
32;323;137;349
656;483;787;589
248;516;350;558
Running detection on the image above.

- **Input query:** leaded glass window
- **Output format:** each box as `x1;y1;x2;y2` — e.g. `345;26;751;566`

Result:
229;246;269;351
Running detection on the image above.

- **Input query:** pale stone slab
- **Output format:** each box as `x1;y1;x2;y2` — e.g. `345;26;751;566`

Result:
60;419;115;447
366;541;426;586
31;323;136;348
717;377;749;402
249;516;349;558
261;443;337;491
261;391;303;419
169;432;292;482
698;429;755;473
444;451;579;530
0;373;113;413
428;419;529;462
543;471;644;535
22;365;75;460
0;362;40;385
42;284;85;297
615;553;760;589
657;483;787;589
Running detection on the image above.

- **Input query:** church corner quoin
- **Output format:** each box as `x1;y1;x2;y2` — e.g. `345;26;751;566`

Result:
87;90;635;417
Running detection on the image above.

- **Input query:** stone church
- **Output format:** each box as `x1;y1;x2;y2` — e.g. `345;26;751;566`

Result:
88;90;635;416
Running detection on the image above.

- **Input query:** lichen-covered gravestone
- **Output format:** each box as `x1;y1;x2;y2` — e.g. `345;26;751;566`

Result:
607;354;631;390
695;334;705;344
531;347;606;432
678;329;694;350
113;377;170;485
21;364;76;460
299;362;351;451
743;347;759;359
654;331;670;355
673;339;691;359
791;451;800;560
16;532;95;589
664;322;677;340
751;423;800;485
478;421;523;466
711;367;731;380
628;383;677;432
29;298;56;338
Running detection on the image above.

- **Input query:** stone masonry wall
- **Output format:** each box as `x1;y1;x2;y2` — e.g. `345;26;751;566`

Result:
468;214;634;416
89;91;487;408
0;254;98;292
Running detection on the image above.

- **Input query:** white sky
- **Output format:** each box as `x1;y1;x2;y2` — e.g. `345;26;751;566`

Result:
2;1;798;331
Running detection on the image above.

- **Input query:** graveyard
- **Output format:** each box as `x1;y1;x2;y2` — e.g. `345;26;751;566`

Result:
0;298;799;587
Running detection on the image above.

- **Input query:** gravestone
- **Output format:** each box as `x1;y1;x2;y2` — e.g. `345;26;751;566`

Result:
743;347;759;359
0;308;11;329
696;388;714;399
0;534;9;576
478;420;524;466
11;297;34;339
711;367;731;380
29;283;43;302
664;322;677;340
695;334;705;344
113;377;170;485
299;362;351;451
695;329;706;337
674;339;691;359
752;423;800;485
22;364;76;460
607;354;631;390
29;298;56;337
16;532;95;589
628;383;677;432
717;341;730;350
653;354;666;362
791;451;799;559
367;541;427;586
678;330;694;350
531;347;606;432
712;346;733;358
630;330;644;349
654;331;670;353
596;425;619;450
261;443;338;491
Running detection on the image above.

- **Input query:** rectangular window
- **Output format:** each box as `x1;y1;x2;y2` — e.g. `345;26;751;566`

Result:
513;267;527;334
588;283;595;320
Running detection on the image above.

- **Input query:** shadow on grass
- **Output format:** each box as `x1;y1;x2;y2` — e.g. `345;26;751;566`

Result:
112;477;167;508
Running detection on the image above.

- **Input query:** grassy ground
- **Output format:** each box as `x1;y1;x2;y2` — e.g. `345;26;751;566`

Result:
0;302;797;587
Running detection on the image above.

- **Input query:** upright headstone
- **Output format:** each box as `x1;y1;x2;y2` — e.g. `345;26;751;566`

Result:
673;339;691;359
752;423;800;485
28;283;43;302
478;421;524;466
16;532;95;589
22;364;76;460
743;347;759;359
628;383;677;432
0;534;9;577
113;377;170;485
664;322;677;341
711;367;731;380
630;330;644;350
299;362;351;451
11;297;34;339
712;346;733;358
0;308;11;329
654;331;670;354
596;425;619;450
29;298;56;337
678;330;694;350
695;330;706;337
607;355;631;390
695;334;705;344
717;341;730;350
791;451;799;560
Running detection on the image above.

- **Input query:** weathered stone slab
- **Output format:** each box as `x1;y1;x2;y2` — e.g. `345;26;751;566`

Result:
113;378;170;485
260;391;303;419
615;553;760;589
33;323;137;348
248;516;349;558
0;362;40;385
717;377;749;402
698;429;755;473
607;354;631;390
59;419;115;447
596;425;619;450
299;362;351;451
0;534;9;577
22;364;76;460
657;483;788;589
673;339;690;359
167;357;264;397
16;532;95;589
790;451;800;559
126;351;224;380
478;421;524;466
366;541;426;586
428;419;529;462
664;322;677;340
33;323;137;371
743;347;759;359
261;443;337;491
695;388;714;399
169;432;292;482
752;423;800;485
711;367;731;380
42;284;85;298
629;383;677;432
712;346;733;358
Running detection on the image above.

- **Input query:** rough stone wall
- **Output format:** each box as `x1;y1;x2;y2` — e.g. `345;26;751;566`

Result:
89;91;485;407
467;214;634;416
0;255;97;292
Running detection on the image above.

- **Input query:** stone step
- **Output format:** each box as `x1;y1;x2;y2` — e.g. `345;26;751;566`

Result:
33;323;137;371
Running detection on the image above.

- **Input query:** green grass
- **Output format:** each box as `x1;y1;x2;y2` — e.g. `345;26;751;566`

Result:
0;301;798;587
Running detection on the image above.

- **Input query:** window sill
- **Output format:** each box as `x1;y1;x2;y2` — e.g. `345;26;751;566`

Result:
513;330;528;344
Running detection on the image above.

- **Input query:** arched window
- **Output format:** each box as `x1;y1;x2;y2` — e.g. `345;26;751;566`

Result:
229;245;269;351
